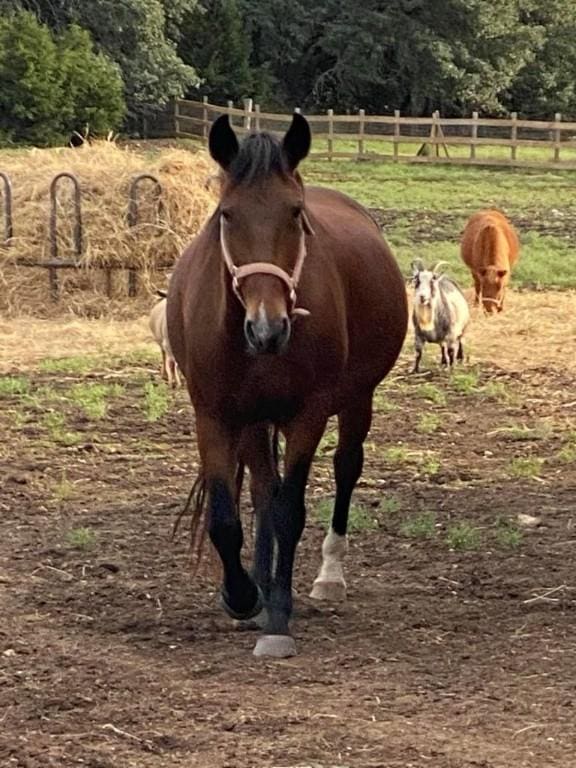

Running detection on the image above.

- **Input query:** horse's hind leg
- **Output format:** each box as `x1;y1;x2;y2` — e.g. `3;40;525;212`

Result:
310;395;372;602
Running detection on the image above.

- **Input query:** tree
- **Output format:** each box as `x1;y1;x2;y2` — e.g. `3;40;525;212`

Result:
58;24;125;136
179;0;253;104
0;10;125;146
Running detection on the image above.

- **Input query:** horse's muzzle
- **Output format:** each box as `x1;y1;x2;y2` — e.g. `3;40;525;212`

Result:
244;315;291;355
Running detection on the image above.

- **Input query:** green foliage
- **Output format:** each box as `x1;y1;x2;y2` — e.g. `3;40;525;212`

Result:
0;376;30;397
445;522;482;551
0;10;125;146
58;24;125;136
507;456;545;479
313;499;377;533
66;526;97;549
69;383;123;420
179;0;253;103
143;381;170;422
400;512;437;540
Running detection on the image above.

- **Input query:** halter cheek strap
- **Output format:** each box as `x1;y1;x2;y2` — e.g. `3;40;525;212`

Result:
219;216;312;318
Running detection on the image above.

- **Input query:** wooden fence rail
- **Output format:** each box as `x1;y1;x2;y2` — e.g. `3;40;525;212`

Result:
173;97;576;170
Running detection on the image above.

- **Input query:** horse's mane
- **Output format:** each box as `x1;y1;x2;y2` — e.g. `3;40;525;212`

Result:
228;132;289;185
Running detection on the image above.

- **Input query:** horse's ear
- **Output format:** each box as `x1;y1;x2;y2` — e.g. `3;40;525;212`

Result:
209;115;239;171
282;113;311;171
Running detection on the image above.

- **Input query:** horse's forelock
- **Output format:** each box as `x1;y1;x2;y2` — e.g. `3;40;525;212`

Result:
228;132;290;186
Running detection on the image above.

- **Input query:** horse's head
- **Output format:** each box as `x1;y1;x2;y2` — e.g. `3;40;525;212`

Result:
209;113;313;355
478;265;508;313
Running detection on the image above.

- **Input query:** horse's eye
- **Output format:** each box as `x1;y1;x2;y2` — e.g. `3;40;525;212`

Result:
292;205;303;219
221;209;232;222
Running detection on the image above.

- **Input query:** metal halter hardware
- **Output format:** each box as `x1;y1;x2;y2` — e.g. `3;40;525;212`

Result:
219;214;312;318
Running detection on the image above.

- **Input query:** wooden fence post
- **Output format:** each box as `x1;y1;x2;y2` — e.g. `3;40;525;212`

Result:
174;99;181;138
554;112;562;163
327;108;334;161
243;98;253;130
255;103;261;132
393;110;400;162
510;112;517;162
470;111;478;160
202;96;209;143
227;100;234;127
358;109;365;158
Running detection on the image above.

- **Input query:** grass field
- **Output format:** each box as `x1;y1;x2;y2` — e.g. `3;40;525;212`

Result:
302;156;576;290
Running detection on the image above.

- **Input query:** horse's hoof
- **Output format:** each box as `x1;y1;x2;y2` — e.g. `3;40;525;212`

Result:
221;586;264;621
232;606;268;631
253;634;297;658
309;580;347;602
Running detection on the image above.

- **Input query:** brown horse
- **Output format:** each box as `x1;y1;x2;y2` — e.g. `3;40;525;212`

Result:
167;114;408;657
460;209;520;313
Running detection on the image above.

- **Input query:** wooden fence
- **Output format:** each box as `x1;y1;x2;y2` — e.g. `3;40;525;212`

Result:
173;97;576;170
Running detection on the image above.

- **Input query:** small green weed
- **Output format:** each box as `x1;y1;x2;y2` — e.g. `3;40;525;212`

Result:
143;381;170;422
557;443;576;463
0;376;30;398
41;412;82;446
66;527;97;550
507;456;544;479
39;356;94;375
380;496;402;516
70;382;124;420
52;473;74;503
494;519;523;549
482;381;515;404
400;511;437;539
416;413;440;434
445;522;482;551
450;369;480;395
419;453;441;477
416;383;447;406
313;499;377;532
493;423;550;442
384;446;410;464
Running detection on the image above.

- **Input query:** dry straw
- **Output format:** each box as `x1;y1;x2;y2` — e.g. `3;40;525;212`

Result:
0;140;218;318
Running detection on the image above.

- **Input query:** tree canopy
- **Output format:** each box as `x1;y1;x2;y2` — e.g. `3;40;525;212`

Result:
1;0;576;145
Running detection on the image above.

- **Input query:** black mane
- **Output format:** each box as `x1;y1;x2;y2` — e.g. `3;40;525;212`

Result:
228;131;289;185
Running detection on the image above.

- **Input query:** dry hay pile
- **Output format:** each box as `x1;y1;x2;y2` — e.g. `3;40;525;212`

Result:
0;140;218;318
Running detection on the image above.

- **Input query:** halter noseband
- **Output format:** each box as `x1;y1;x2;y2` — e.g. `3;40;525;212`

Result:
219;214;313;318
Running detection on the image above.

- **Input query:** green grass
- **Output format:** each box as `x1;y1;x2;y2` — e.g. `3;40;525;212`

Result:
450;369;480;395
70;382;124;421
494;519;523;549
416;413;441;435
418;453;441;477
415;383;447;406
445;522;482;551
557;442;576;463
143;381;170;422
384;446;410;464
39;356;95;375
0;376;30;397
380;496;402;516
41;412;82;446
507;456;545;479
302;155;576;289
52;473;74;503
400;511;437;540
493;423;551;442
313;499;377;533
66;527;97;550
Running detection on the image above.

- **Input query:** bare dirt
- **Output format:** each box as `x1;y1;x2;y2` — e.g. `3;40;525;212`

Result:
1;299;576;767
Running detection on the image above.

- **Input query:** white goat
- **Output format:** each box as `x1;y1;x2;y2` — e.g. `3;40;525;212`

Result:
149;293;182;388
411;260;470;373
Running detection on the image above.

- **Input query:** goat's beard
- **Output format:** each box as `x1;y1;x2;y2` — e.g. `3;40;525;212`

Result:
415;302;434;331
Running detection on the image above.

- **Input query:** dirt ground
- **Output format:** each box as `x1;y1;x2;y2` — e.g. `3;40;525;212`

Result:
1;292;576;767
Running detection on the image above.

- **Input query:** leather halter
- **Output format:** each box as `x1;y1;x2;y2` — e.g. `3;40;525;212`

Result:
219;213;313;318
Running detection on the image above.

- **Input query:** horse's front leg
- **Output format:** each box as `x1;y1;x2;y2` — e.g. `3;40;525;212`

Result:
196;413;263;621
254;414;327;658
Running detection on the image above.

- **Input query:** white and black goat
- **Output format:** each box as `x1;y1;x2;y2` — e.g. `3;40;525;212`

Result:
411;260;470;373
149;286;182;388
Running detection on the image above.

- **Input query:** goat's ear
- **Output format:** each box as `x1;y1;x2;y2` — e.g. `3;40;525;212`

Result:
411;258;424;276
209;115;239;171
282;113;311;171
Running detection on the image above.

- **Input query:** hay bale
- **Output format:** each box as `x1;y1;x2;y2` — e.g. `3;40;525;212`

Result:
0;140;218;317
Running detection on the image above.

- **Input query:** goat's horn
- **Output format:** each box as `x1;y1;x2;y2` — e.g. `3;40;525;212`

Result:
432;260;449;275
